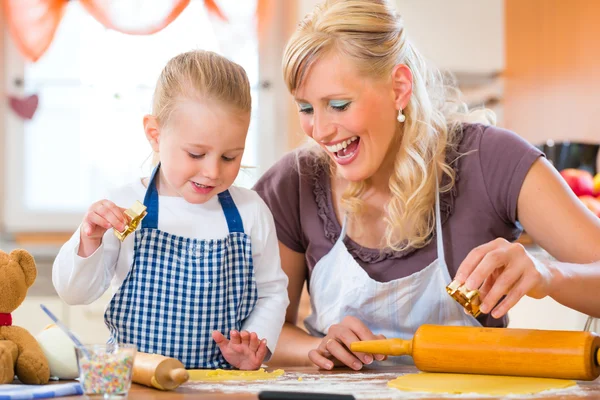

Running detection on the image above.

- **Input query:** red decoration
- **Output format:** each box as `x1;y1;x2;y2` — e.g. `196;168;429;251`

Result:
8;94;39;120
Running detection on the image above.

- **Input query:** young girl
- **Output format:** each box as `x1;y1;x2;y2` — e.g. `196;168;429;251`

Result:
53;50;289;370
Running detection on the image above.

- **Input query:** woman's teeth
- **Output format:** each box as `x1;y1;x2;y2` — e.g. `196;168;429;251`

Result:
325;136;358;153
194;182;211;188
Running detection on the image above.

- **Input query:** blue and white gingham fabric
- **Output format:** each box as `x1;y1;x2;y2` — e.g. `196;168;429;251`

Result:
0;383;83;399
105;165;258;369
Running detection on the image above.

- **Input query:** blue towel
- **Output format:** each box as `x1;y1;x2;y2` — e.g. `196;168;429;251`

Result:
0;383;83;399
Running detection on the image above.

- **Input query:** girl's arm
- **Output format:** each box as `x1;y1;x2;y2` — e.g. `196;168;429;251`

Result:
52;225;121;305
240;198;290;359
267;242;320;367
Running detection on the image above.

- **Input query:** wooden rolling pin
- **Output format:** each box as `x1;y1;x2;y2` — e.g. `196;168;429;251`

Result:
132;352;189;390
350;324;600;380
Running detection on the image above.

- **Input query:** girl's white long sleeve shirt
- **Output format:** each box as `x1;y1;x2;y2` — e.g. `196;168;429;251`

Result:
53;179;289;354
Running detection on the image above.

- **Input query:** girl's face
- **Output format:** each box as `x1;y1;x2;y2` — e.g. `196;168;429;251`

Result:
147;100;249;204
293;52;404;183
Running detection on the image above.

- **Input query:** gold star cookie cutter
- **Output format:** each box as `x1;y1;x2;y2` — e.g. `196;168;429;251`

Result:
446;280;482;317
114;201;147;241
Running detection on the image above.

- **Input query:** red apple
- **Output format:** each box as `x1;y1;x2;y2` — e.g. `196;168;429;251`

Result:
578;195;600;218
560;168;594;197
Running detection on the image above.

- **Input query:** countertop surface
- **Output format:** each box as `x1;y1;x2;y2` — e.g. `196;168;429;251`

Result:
47;365;600;400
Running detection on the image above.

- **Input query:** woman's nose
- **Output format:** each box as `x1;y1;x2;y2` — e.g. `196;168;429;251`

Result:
311;112;336;143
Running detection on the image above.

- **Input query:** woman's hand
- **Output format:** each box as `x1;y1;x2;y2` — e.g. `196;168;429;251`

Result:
455;238;555;319
308;316;386;371
213;330;268;370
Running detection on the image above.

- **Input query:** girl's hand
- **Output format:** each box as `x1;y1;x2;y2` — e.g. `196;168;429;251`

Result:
81;200;128;239
213;330;268;370
455;238;554;319
78;200;128;257
308;316;386;371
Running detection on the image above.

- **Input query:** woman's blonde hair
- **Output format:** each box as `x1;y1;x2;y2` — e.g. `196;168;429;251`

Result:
283;0;494;251
152;50;251;127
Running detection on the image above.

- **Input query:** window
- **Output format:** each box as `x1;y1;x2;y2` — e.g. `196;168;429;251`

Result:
3;0;282;232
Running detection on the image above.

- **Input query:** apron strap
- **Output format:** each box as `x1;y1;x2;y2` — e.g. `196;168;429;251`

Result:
218;190;245;233
339;214;349;242
434;169;451;281
142;164;161;229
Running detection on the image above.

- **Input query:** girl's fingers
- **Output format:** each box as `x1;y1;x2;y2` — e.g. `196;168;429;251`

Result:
84;212;111;233
229;330;241;345
255;339;268;362
240;330;251;347
248;332;259;353
212;331;228;350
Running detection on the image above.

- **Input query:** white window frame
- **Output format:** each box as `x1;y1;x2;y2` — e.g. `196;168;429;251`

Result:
2;2;290;234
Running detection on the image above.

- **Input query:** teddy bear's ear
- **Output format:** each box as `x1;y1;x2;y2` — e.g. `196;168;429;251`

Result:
10;249;37;288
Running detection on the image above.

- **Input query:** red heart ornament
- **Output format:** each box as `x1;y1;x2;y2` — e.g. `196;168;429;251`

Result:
9;94;39;120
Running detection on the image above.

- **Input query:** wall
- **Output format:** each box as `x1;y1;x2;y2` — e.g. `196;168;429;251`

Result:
0;6;5;232
396;0;504;74
504;0;600;145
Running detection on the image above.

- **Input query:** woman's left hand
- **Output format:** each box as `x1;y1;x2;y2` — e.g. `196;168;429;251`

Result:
454;238;555;319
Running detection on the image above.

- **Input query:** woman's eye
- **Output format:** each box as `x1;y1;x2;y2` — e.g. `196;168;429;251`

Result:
188;152;205;159
298;103;313;114
329;100;351;111
222;155;236;162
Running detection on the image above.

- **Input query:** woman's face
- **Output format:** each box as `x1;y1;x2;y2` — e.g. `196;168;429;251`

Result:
293;52;402;182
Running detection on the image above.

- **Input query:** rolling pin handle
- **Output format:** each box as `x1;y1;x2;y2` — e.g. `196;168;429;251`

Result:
349;338;412;356
170;368;190;385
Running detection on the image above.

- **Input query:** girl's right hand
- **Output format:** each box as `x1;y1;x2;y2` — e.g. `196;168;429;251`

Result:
81;200;128;241
308;316;387;371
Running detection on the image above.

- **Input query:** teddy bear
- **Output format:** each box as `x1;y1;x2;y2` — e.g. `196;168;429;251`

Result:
0;249;50;384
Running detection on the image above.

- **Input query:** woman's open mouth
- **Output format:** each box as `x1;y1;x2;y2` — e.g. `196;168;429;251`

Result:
325;136;360;165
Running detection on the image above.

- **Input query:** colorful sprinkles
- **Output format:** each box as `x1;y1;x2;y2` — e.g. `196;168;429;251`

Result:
77;347;135;395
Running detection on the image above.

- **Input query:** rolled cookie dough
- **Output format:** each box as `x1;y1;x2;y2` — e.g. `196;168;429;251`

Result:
188;368;284;381
388;373;576;395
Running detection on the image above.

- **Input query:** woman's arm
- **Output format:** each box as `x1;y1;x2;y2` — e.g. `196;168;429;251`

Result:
456;158;600;318
267;242;320;367
518;158;600;316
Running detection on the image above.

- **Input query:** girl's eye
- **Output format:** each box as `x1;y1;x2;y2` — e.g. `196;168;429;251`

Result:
222;156;236;162
298;103;313;114
329;100;351;111
188;152;205;159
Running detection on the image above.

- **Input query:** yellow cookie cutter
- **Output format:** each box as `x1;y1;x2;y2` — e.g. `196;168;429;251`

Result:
446;279;482;318
114;201;147;241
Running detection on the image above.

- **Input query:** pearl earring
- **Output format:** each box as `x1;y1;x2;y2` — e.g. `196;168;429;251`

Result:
397;109;406;123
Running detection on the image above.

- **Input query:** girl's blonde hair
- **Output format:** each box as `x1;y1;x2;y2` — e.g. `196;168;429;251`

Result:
152;50;251;127
283;0;494;251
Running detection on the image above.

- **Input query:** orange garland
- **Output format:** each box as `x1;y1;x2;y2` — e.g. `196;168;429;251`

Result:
3;0;268;63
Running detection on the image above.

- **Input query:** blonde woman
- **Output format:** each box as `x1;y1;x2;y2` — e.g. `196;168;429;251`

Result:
53;50;289;370
254;0;600;370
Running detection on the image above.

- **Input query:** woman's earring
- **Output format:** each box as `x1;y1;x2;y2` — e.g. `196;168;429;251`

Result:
397;108;406;123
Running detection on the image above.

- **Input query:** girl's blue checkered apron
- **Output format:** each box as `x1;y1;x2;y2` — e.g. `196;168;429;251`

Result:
104;165;258;368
